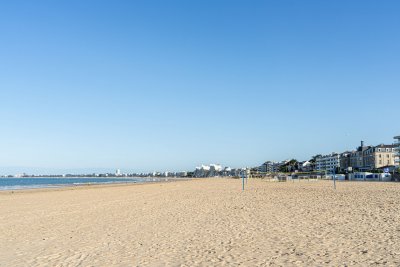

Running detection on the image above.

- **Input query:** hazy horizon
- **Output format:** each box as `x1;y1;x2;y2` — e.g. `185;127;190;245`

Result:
1;1;399;174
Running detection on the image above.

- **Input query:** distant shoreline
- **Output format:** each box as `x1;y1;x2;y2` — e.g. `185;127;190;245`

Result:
0;177;195;192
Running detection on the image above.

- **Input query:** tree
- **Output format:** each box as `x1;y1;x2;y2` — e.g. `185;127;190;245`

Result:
278;165;287;172
288;159;298;171
279;159;299;172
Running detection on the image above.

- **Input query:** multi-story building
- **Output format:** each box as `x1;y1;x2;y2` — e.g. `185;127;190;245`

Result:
220;167;232;176
260;161;288;173
339;151;352;172
259;161;271;173
363;144;397;170
209;164;223;177
193;164;223;177
395;136;400;165
263;161;275;172
193;165;210;177
315;153;340;173
349;141;370;171
298;161;313;172
223;168;248;177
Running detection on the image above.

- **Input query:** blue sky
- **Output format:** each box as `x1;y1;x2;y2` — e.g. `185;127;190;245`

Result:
0;0;399;174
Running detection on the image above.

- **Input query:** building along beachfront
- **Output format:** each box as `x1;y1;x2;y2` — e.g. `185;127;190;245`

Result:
259;161;288;173
395;136;400;166
339;151;352;172
363;144;397;170
257;138;399;176
315;153;340;173
349;141;370;171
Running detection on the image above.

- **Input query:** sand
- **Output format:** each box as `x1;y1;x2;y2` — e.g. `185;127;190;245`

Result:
1;178;400;266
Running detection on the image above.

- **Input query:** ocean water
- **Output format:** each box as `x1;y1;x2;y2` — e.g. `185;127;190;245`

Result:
0;177;146;190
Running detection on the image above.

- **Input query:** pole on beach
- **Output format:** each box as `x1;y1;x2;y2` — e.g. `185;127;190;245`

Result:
242;173;245;191
333;168;336;190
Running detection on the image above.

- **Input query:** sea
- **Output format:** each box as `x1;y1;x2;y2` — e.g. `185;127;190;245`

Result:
0;177;151;191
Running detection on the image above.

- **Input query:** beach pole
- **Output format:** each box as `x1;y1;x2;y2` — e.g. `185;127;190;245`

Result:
333;168;336;190
242;173;245;191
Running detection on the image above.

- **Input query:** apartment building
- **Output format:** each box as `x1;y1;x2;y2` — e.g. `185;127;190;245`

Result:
339;151;352;172
298;161;313;172
395;136;400;165
193;164;224;177
363;144;397;170
260;161;286;173
349;141;370;171
315;153;340;173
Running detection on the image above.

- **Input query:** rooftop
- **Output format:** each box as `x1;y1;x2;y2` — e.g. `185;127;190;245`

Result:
375;144;396;148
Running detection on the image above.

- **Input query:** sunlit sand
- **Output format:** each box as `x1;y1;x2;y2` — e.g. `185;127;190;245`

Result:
1;179;400;266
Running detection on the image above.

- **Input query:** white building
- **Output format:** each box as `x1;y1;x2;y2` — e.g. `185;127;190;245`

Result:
260;161;287;173
115;169;121;176
315;153;340;173
220;167;232;176
395;136;400;165
209;164;222;177
193;165;211;177
298;161;313;172
193;164;232;177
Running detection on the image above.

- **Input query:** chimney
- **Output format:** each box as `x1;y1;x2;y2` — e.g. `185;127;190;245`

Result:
361;140;364;147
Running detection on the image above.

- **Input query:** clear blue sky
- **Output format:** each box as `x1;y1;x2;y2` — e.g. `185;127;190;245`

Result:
0;0;399;174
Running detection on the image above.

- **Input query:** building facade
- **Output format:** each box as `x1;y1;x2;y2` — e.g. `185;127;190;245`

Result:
339;151;352;172
349;141;370;171
298;161;313;172
395;136;400;166
193;165;210;177
193;164;224;177
363;144;397;170
260;161;288;173
315;153;340;173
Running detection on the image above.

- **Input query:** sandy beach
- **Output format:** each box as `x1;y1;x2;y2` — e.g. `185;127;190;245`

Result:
1;178;400;266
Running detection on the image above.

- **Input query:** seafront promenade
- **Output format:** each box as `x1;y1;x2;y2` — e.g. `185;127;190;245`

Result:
1;178;400;266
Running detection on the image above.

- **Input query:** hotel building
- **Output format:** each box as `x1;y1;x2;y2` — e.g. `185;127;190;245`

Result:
394;136;400;166
339;151;352;172
315;153;340;173
349;141;370;171
363;144;397;170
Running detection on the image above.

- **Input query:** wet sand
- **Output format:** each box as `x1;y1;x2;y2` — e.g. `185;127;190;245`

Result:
1;178;400;266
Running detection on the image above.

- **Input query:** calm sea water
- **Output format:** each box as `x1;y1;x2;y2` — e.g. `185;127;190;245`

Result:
0;177;146;190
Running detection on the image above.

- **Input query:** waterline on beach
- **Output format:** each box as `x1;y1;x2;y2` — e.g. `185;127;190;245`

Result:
0;177;167;191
